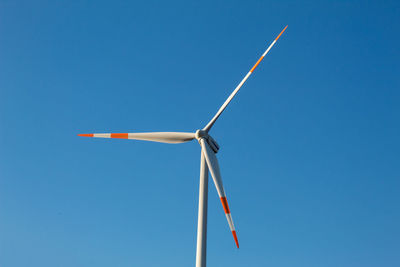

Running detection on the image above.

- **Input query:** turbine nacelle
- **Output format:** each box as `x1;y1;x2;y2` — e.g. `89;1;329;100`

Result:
195;129;220;153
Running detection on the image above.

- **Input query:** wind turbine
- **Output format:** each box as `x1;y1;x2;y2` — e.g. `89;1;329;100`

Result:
78;26;287;267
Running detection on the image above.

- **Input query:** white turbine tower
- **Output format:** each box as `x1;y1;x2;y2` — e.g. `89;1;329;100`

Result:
78;26;287;267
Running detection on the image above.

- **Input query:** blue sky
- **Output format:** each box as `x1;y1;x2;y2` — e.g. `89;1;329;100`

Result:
1;1;399;266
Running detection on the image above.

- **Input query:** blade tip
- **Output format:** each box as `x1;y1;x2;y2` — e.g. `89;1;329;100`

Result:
232;230;239;248
78;133;94;137
275;25;288;41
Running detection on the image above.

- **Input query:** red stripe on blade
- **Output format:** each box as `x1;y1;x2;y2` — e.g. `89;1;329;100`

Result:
232;230;239;248
249;56;264;73
111;133;128;139
220;197;230;214
78;134;94;137
275;25;288;41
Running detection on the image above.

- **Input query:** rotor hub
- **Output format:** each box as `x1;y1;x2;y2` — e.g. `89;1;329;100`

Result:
196;130;220;153
195;129;208;140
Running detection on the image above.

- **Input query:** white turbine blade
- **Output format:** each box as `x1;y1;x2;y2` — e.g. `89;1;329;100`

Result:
199;138;239;248
78;132;195;144
203;26;288;132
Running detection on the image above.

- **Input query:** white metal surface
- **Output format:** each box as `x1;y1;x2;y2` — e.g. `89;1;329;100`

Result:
127;132;195;143
196;153;209;267
199;139;225;197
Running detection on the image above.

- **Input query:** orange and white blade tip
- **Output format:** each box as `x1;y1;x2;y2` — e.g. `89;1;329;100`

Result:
78;133;94;137
275;25;288;41
220;197;239;248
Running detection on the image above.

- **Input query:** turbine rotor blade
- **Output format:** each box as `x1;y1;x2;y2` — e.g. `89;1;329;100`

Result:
78;132;196;144
199;138;239;248
203;26;288;132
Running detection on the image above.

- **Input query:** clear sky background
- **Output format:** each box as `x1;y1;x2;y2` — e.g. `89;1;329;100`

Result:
1;1;399;266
